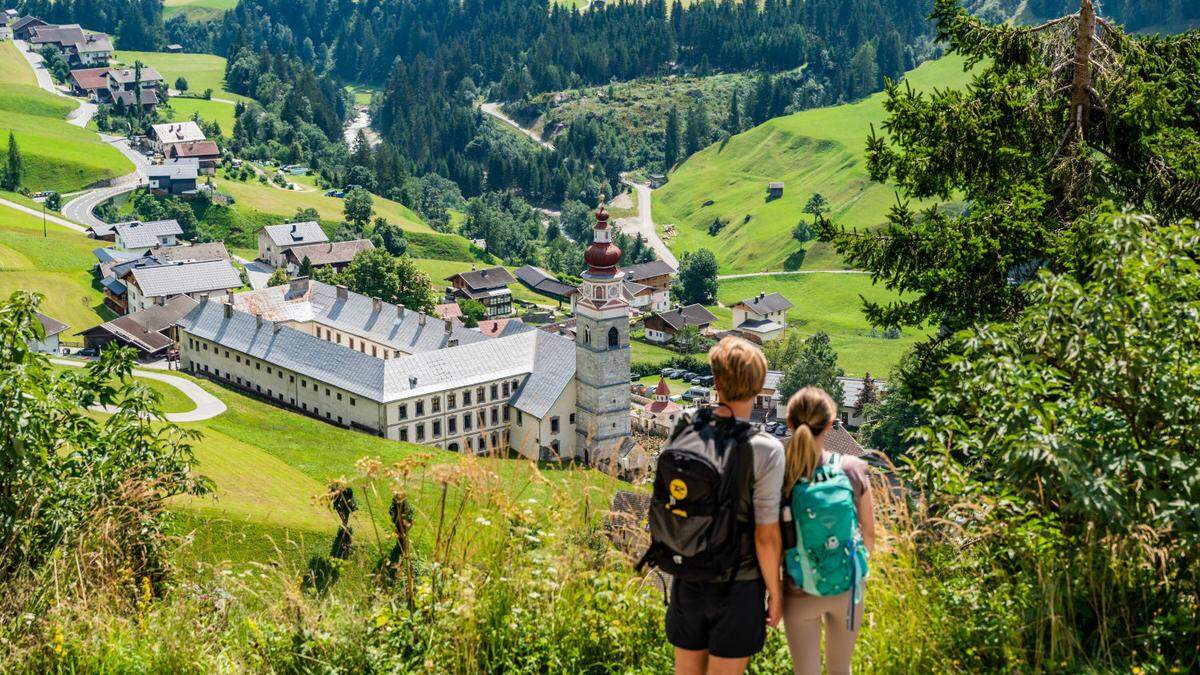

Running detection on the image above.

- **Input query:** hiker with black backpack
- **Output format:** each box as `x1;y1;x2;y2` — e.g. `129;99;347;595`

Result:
779;387;876;675
638;337;786;674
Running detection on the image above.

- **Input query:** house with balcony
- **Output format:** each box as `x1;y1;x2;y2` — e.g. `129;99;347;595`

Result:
444;266;516;318
732;291;793;343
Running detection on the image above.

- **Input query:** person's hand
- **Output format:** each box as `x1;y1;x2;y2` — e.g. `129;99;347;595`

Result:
766;591;783;628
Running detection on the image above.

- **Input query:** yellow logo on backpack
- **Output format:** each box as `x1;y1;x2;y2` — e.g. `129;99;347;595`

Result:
669;478;688;500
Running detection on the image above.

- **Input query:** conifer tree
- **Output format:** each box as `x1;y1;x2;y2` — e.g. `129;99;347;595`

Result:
3;132;20;191
663;105;681;169
726;89;741;134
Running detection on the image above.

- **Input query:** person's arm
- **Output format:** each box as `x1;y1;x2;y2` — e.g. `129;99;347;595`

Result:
856;481;876;554
755;523;783;628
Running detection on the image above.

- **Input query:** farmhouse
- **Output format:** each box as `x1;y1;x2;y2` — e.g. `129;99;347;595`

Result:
11;16;48;40
164;140;220;174
732;291;792;343
148;121;205;152
620;259;675;312
98;255;165;313
283;239;374;274
97;242;228;313
642;303;717;344
837;374;886;429
257;221;328;267
122;259;242;313
114;219;183;254
29;313;68;354
28;24;111;65
79;295;197;357
68;67;110;99
444;266;516;318
85;220;122;241
513;265;575;303
147;159;199;196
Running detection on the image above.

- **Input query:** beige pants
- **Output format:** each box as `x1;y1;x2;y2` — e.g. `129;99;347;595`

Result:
782;590;862;675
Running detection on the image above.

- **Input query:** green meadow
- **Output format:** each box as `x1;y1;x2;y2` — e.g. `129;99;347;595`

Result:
0;202;112;339
166;97;236;136
162;0;238;21
113;50;244;134
653;54;972;275
0;42;133;192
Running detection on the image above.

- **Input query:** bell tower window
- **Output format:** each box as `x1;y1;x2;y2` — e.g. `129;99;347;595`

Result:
607;327;619;348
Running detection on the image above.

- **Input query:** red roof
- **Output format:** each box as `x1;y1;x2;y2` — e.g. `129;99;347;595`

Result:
434;302;462;320
69;67;110;90
653;376;671;396
165;140;220;158
584;205;622;274
646;400;681;414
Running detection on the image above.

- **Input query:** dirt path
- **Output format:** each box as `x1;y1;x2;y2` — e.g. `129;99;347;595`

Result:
480;102;556;150
615;178;677;269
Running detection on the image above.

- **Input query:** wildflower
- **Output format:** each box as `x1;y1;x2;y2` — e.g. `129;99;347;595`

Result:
475;516;492;526
52;623;63;656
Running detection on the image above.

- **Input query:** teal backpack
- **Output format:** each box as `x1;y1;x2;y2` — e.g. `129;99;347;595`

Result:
783;453;869;626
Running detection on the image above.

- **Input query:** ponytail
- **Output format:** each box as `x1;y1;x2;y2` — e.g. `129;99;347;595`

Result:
783;386;837;489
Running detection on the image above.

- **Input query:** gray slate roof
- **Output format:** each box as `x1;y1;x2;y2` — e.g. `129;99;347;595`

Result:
30;24;83;46
837;375;887;411
446;266;516;290
81;295;198;353
231;279;486;355
738;291;793;315
284;239;373;266
127;259;241;298
514;264;576;299
111;88;160;107
150;241;229;263
180;298;575;407
620;259;676;281
115;219;182;249
107;66;163;84
93;246;139;266
148;159;198;181
36;312;69;337
653;303;717;331
262;221;327;248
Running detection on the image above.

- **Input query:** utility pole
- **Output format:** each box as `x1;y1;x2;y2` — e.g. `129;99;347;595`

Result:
42;199;46;237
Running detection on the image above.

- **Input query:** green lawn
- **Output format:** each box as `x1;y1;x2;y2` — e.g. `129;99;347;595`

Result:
162;0;237;21
166;97;236;136
49;364;197;414
165;371;627;560
0;42;133;193
713;272;925;376
113;50;249;103
0;203;112;341
630;336;689;366
653;55;972;275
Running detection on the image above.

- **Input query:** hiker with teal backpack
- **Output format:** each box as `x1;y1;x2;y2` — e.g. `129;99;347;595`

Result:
779;387;875;675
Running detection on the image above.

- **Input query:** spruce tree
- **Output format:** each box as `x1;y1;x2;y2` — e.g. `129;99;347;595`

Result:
726;89;741;134
663;105;681;169
3;132;20;191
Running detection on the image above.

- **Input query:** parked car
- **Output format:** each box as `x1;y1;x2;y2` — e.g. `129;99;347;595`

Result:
688;374;704;384
682;386;710;401
699;375;714;386
667;368;683;379
76;347;97;357
660;367;672;377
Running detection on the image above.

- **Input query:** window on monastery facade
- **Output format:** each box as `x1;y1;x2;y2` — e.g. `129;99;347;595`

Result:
490;407;498;425
432;420;441;438
569;413;576;425
463;413;472;431
463;391;471;405
432;396;440;413
399;427;408;442
607;327;619;348
398;404;408;420
448;393;457;410
416;400;425;416
449;417;457;434
372;345;377;358
476;387;485;403
503;407;510;422
415;424;425;442
336;393;342;401
490;384;498;401
502;382;510;396
350;398;356;406
551;417;560;434
517;410;523;424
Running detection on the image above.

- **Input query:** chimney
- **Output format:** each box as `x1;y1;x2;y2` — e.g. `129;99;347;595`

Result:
288;276;309;296
256;315;263;329
226;289;234;304
444;319;452;335
396;304;405;319
470;264;477;271
758;291;765;300
373;298;382;313
336;285;348;300
290;222;297;233
418;313;427;327
272;322;282;335
448;338;459;347
223;302;232;318
409;375;418;388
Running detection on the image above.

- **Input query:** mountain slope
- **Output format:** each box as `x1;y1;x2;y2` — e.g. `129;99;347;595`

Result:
652;55;972;275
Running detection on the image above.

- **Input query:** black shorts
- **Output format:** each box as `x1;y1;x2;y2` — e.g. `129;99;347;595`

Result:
665;577;767;658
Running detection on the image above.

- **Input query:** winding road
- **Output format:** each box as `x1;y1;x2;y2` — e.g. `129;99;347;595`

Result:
480;102;556;150
616;178;677;269
51;358;227;422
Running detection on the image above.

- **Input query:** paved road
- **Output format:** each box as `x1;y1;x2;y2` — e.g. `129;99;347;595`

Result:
617;179;678;269
480;102;556;150
0;196;87;232
237;257;274;290
51;358;228;422
61;136;150;229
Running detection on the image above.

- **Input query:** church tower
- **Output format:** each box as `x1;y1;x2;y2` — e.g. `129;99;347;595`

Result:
574;201;631;464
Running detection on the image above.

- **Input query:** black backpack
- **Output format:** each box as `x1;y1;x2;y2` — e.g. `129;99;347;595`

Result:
636;407;756;583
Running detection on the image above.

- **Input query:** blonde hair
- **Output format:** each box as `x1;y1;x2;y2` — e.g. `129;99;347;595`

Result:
784;387;838;488
708;336;767;403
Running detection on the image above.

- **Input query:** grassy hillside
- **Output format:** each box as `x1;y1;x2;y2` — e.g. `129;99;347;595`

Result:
113;50;243;136
0;203;111;339
167;97;236;136
710;272;924;376
0;42;133;192
162;0;237;21
653;55;972;275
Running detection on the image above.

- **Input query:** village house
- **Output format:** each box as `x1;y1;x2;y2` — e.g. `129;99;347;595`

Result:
147;159;199;197
29;312;69;354
257;221;328;267
114;219;183;254
122;258;242;313
283;239;374;274
68;67;111;99
444;266;516;318
11;16;48;40
837;374;885;429
513;265;575;304
28;24;111;65
85;220;121;241
732;291;793;343
164;140;220;174
79;295;197;357
96;242;228;313
620;259;675;312
642;303;717;344
105;65;164;111
98;255;163;313
148;121;205;153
